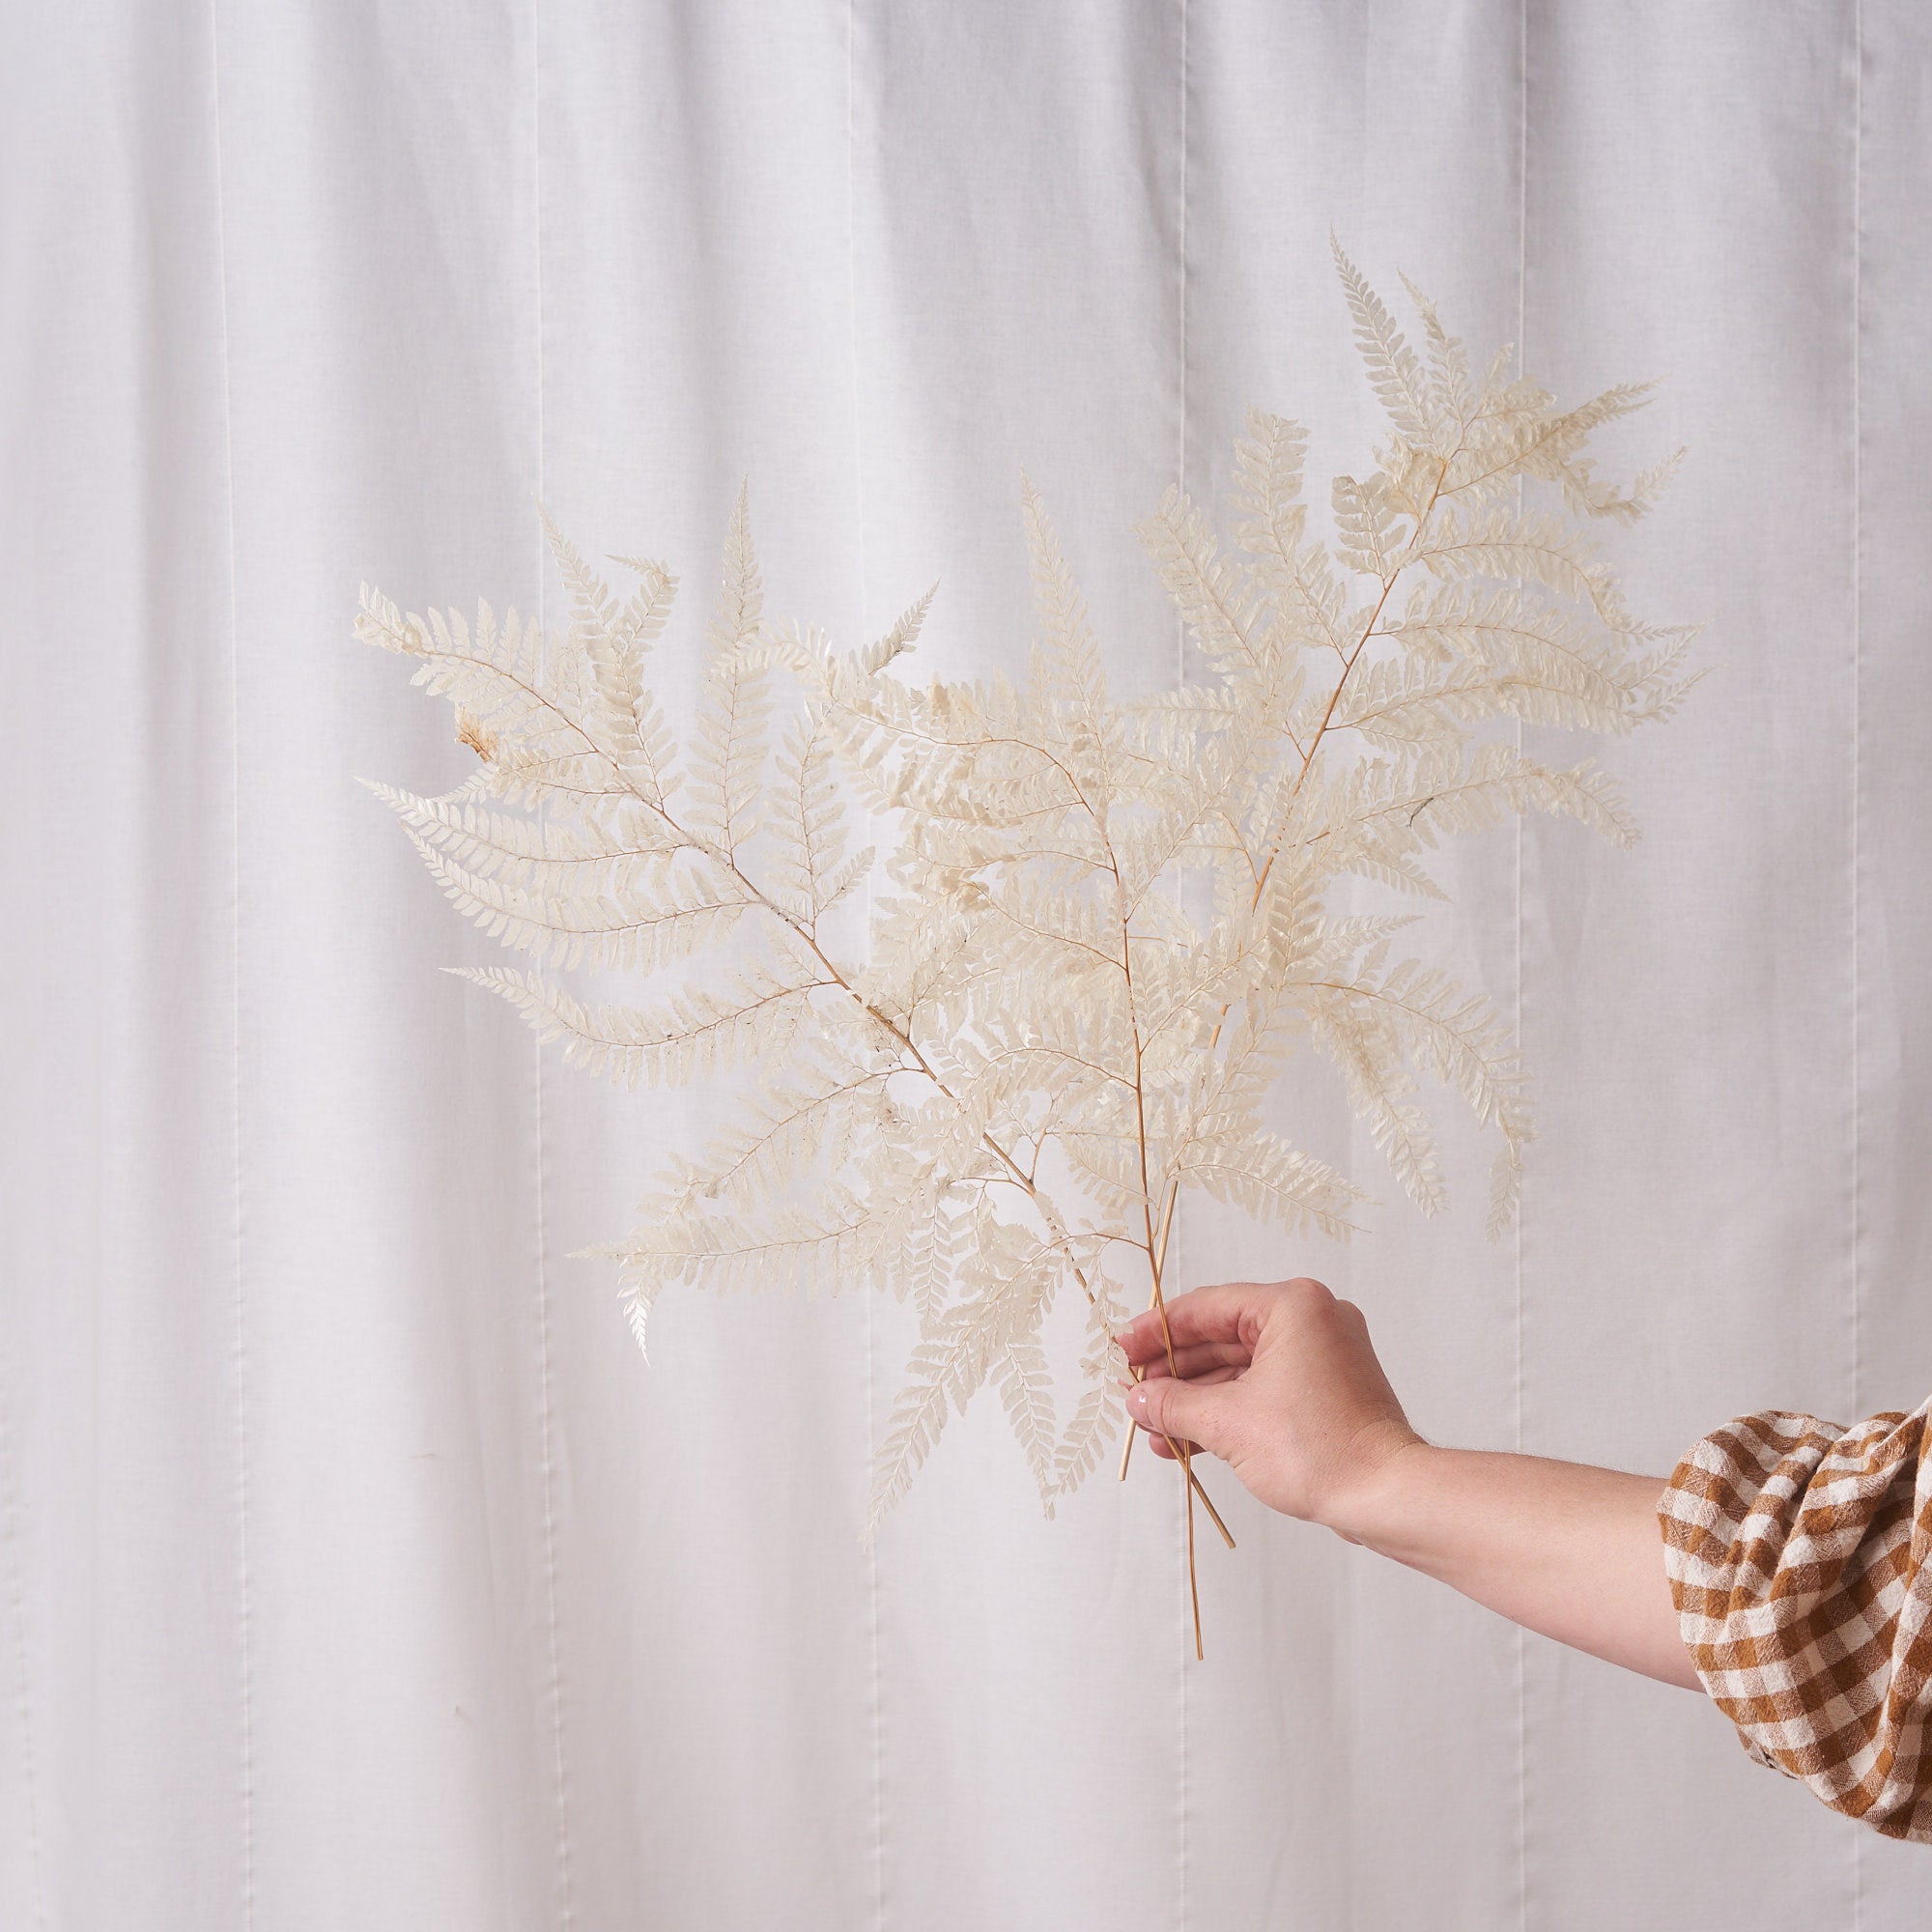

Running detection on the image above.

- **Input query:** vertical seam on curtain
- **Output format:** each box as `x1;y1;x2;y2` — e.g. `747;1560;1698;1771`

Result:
210;6;256;1922
1849;3;1864;1922
1174;3;1190;1926
530;8;577;1921
0;1340;41;1926
846;9;885;1927
1848;0;1865;1464
1513;4;1529;1929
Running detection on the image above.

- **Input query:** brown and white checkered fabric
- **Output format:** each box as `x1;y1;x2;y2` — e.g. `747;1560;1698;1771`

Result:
1657;1401;1932;1841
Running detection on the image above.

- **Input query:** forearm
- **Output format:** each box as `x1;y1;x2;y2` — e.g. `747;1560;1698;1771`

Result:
1334;1442;1700;1691
1119;1281;1704;1690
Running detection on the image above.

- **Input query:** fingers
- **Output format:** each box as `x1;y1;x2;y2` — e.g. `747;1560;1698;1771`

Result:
1125;1371;1238;1462
1116;1286;1251;1367
1134;1340;1249;1383
1116;1277;1331;1368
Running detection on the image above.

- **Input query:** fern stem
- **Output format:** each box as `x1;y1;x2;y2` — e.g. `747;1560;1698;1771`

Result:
1261;448;1457;881
1149;446;1468;1259
1183;1440;1204;1662
1120;442;1467;1531
1105;822;1213;1651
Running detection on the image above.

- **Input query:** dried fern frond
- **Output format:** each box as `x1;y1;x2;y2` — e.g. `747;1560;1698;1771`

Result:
354;252;1695;1656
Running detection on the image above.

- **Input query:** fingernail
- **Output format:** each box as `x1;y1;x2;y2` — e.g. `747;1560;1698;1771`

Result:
1127;1385;1147;1411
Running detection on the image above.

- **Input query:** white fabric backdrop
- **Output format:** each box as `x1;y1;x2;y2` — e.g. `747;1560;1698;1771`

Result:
6;1;1932;1924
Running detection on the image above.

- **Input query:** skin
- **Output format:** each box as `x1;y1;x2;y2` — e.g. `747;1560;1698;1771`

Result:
1119;1277;1701;1691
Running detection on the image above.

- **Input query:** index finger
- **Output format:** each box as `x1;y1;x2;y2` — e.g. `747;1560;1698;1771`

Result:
1116;1282;1273;1368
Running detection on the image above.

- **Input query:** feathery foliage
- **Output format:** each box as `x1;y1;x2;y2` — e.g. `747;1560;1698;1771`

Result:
354;252;1695;1579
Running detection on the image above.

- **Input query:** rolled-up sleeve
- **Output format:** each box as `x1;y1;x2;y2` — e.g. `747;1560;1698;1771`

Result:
1656;1400;1932;1841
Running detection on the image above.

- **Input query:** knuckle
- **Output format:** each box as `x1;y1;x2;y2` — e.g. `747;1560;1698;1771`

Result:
1278;1275;1335;1311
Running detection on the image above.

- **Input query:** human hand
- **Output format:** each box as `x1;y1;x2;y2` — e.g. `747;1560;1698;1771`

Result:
1118;1278;1423;1535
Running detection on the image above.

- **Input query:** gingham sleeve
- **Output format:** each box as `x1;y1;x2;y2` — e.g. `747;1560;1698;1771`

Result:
1657;1401;1932;1841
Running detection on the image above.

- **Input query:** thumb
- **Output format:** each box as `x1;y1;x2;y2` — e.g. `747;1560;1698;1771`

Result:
1127;1374;1238;1461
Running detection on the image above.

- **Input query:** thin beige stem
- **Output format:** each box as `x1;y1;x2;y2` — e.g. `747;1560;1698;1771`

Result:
1190;1462;1236;1548
1180;1440;1204;1661
1251;450;1456;895
1115;1378;1236;1549
1117;444;1468;1529
1103;838;1216;1653
1156;447;1467;1219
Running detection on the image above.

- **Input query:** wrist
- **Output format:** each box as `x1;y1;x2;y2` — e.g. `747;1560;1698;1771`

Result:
1316;1420;1430;1546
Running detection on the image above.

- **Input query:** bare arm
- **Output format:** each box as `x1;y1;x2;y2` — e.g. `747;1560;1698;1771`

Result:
1119;1278;1699;1691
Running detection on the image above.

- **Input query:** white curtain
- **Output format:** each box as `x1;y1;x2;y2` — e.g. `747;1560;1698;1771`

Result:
7;2;1931;1923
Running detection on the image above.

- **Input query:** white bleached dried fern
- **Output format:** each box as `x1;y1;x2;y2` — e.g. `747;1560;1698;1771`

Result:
354;249;1695;1649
